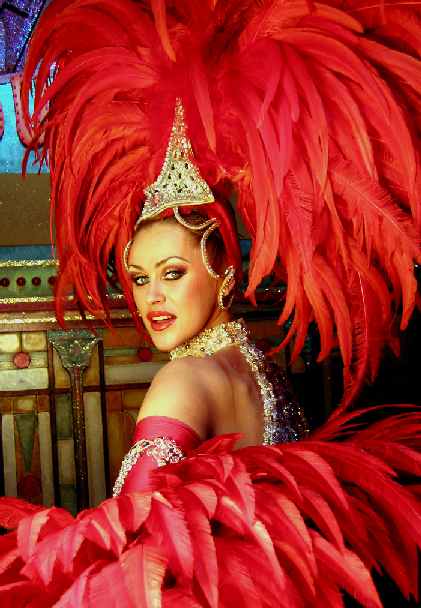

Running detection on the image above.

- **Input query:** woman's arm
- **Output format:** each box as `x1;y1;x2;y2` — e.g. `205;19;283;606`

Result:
137;357;211;436
114;358;211;495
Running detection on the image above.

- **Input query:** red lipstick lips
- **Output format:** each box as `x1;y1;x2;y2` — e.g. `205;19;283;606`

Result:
147;311;177;332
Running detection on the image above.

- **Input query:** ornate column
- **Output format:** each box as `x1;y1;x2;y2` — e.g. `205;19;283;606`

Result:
48;330;100;511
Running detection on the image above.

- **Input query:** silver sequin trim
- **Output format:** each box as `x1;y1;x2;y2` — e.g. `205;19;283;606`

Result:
113;437;185;497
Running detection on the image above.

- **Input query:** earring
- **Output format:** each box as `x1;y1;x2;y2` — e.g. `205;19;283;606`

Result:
218;266;235;310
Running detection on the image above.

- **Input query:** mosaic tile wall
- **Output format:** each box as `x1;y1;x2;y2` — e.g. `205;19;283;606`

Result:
0;319;299;514
0;324;168;514
0;330;53;509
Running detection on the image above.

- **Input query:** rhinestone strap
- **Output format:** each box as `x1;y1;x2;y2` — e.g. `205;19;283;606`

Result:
112;437;185;497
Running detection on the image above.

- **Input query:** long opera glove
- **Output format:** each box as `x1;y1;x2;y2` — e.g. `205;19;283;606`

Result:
113;416;201;495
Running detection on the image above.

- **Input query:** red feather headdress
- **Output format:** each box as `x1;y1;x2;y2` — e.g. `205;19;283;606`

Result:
21;0;421;404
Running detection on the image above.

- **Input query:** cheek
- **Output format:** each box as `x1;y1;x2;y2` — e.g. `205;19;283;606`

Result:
182;273;215;302
131;285;142;307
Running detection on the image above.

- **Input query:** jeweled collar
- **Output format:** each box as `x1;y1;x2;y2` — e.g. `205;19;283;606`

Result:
170;319;249;360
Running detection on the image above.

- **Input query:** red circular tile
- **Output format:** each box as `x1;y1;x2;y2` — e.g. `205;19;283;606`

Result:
13;352;31;369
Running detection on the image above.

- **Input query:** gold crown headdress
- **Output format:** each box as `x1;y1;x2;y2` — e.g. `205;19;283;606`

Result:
127;99;234;291
136;98;215;225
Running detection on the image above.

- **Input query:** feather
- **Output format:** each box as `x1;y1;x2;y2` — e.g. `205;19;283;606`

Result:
191;58;217;152
0;497;46;530
151;0;176;60
179;487;218;607
215;537;264;608
0;407;420;604
146;491;193;579
17;507;73;563
312;532;382;608
19;0;421;404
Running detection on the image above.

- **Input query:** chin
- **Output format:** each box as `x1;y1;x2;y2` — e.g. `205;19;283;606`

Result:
148;326;185;352
152;339;176;353
147;319;203;352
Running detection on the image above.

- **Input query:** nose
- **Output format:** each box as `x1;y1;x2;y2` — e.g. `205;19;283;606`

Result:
145;278;165;305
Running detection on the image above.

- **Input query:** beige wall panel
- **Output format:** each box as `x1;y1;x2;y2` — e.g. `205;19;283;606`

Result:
22;332;47;352
0;333;20;353
84;349;100;386
105;362;163;386
122;388;148;410
14;397;35;412
0;354;13;370
2;414;17;496
84;392;106;506
57;439;76;485
52;349;70;389
38;412;55;506
0;352;47;371
0;368;49;390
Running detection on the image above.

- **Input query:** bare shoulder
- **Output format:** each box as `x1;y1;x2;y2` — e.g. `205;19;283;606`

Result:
137;356;227;437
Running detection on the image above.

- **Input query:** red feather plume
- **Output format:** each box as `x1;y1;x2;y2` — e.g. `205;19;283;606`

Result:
0;408;421;606
20;0;421;403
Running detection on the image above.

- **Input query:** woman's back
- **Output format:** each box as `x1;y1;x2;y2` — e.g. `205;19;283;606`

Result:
136;346;265;448
206;345;265;447
138;323;307;450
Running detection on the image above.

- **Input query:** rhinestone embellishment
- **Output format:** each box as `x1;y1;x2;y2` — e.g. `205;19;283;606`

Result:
137;99;214;224
113;437;185;497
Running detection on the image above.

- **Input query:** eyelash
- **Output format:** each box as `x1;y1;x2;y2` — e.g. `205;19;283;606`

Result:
132;268;185;287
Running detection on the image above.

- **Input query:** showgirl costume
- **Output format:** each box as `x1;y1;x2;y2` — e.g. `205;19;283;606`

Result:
1;1;421;606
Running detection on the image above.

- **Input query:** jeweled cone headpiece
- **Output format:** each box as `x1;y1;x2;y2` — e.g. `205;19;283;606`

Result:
127;98;225;281
137;98;214;225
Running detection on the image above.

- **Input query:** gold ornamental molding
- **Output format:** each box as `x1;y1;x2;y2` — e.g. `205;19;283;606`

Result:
0;259;58;268
0;294;125;306
0;296;55;304
0;308;131;327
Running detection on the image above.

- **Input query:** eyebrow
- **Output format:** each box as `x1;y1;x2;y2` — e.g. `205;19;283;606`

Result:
128;256;190;271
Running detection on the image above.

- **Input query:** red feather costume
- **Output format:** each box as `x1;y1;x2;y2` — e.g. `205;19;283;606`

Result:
1;1;421;606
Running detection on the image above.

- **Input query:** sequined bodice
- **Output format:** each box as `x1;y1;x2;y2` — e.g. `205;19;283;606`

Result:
170;319;308;445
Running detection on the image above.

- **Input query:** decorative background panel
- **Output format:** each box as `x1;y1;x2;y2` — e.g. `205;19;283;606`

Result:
107;386;148;485
0;367;49;390
56;394;77;514
52;350;71;389
84;391;106;507
106;389;144;488
1;393;53;505
2;413;17;496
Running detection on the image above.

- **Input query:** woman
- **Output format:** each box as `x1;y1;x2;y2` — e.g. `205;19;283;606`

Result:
1;1;421;606
113;100;308;496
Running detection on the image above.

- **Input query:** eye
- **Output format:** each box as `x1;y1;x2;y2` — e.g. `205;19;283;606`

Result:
164;268;185;280
131;275;148;286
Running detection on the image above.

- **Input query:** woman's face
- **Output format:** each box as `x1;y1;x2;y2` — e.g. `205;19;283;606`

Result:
127;219;226;351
